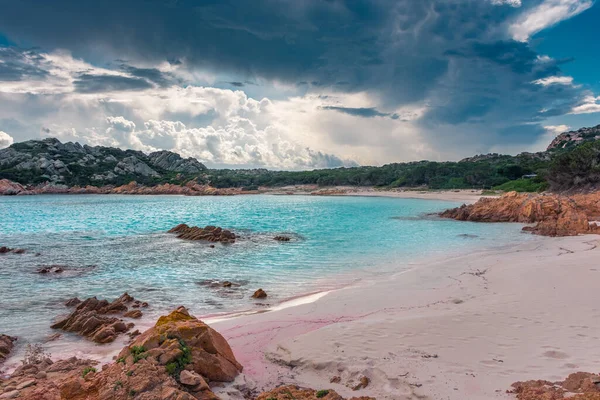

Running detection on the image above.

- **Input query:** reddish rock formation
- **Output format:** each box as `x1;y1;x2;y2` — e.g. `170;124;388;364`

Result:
121;306;242;382
1;307;241;399
256;385;375;400
0;179;27;195
0;178;256;197
65;297;82;307
0;334;16;364
251;289;268;299
510;371;600;399
51;293;144;344
440;191;600;237
123;310;143;319
168;224;236;243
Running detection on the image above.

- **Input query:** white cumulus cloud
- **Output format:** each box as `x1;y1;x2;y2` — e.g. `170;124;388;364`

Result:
0;131;14;148
533;76;575;86
570;95;600;114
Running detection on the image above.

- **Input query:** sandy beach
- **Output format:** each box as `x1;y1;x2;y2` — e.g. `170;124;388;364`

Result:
209;233;600;399
267;185;492;204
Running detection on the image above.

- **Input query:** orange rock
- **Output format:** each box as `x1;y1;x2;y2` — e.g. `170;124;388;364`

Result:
441;191;600;237
0;334;16;364
120;306;242;382
51;293;143;343
252;289;268;299
256;385;375;400
2;307;240;400
510;371;600;400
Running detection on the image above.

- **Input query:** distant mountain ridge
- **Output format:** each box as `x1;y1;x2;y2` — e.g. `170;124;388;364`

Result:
1;124;599;192
0;138;206;186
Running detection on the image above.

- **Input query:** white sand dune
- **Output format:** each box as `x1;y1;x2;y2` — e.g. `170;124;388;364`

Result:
213;234;600;399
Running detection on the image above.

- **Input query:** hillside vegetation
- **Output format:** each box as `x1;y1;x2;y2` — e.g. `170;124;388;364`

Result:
1;124;600;192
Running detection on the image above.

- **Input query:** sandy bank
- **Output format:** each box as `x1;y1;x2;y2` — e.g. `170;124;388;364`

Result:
212;234;600;399
339;188;491;204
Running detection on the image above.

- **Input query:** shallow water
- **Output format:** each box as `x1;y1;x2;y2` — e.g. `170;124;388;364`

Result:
0;194;530;359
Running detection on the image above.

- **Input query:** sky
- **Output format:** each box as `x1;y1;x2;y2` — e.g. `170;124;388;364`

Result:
0;0;599;169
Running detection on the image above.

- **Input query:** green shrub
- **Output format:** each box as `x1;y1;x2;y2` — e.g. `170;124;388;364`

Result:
130;346;147;363
316;389;330;398
493;177;548;193
82;367;97;377
165;339;192;379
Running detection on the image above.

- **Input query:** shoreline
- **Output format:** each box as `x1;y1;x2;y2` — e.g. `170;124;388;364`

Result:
0;186;490;204
208;233;600;399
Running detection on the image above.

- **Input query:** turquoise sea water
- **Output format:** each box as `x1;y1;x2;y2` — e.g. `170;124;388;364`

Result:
0;194;529;355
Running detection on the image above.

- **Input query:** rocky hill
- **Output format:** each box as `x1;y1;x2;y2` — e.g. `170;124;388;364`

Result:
0;138;206;186
547;124;600;151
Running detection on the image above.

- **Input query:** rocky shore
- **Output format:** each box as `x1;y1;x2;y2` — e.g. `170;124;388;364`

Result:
440;191;600;236
0;179;253;196
51;293;147;344
1;307;373;400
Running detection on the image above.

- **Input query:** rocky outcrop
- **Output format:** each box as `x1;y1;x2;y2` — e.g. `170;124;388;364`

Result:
510;371;600;399
118;306;242;382
51;293;145;343
0;178;249;196
547;124;600;151
0;137;207;186
0;307;241;400
168;224;236;243
0;179;27;195
0;356;98;400
256;385;375;400
147;151;206;174
440;191;600;237
0;334;16;364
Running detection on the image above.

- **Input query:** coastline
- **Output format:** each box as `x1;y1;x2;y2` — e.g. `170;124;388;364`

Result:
209;233;600;400
3;191;598;399
1;178;492;204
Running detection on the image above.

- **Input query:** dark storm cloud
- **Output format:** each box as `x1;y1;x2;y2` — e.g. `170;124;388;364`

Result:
227;81;245;87
0;0;593;154
73;73;155;93
320;106;398;119
0;47;48;81
118;64;176;87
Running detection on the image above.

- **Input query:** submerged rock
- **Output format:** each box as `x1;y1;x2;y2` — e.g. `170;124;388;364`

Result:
0;334;17;364
251;289;268;299
0;246;26;254
51;293;145;343
37;265;65;274
64;297;81;307
168;224;236;243
274;235;291;242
